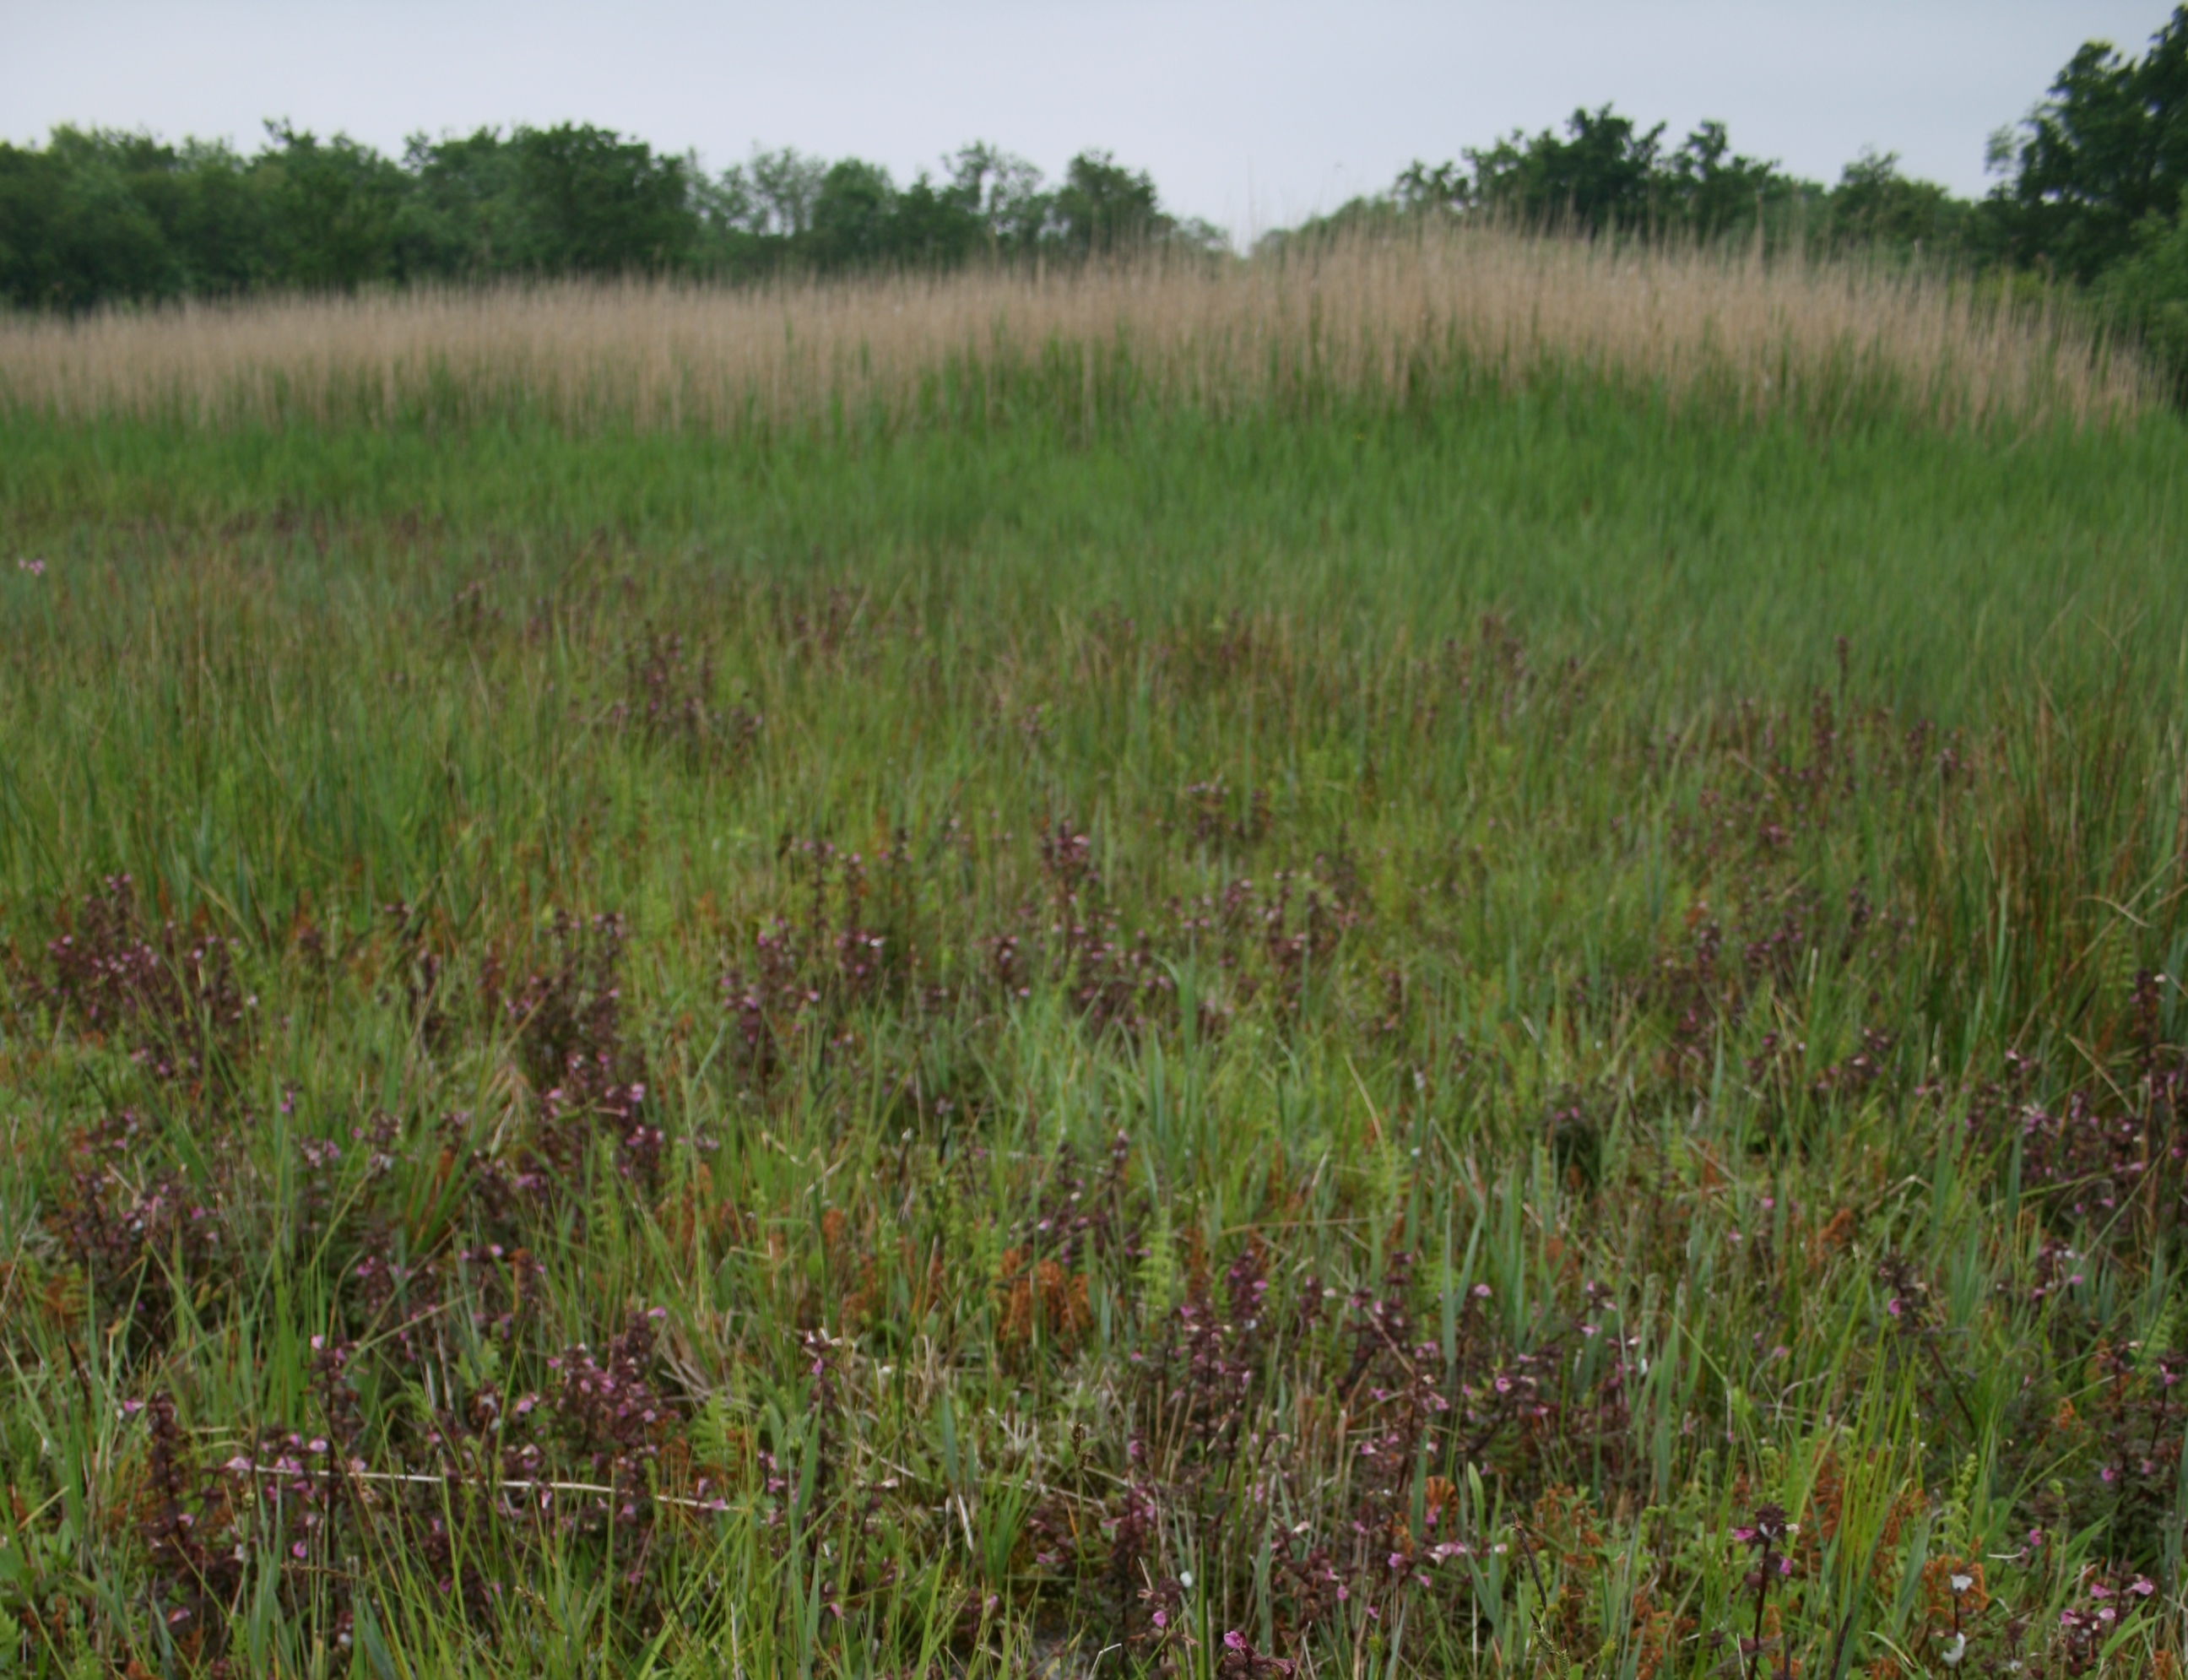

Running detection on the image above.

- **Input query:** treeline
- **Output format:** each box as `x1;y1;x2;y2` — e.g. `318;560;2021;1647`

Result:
0;126;1217;309
3;8;2186;385
1264;117;1977;257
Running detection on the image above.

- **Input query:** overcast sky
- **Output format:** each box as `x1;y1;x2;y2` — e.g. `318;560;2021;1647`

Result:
5;2;2174;236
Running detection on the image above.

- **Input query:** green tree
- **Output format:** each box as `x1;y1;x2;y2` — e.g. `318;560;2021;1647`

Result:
254;122;405;290
744;147;826;237
64;131;268;295
1824;149;1972;254
882;171;987;268
0;132;174;307
945;143;1049;250
1395;107;1800;240
1464;105;1669;231
506;124;696;274
1049;150;1165;253
1991;5;2188;279
2096;183;2188;393
0;122;1196;305
810;159;897;268
1665;120;1789;239
161;139;271;293
393;127;525;279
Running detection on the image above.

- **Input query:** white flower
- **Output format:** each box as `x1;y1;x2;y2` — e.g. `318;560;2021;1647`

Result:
1178;1570;1193;1591
1939;1632;1966;1667
1949;1572;1974;1596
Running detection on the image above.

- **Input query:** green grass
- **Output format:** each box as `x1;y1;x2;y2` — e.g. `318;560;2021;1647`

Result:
1;382;2185;1677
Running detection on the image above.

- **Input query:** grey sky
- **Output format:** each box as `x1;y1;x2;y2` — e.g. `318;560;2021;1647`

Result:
4;2;2174;236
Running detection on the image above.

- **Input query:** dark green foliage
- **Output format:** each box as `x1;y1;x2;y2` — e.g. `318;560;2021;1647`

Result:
810;159;899;269
2097;184;2188;393
0;132;180;308
1662;118;1790;238
1989;4;2188;281
734;144;826;236
1979;5;2188;391
1443;106;1814;241
506;123;697;274
393;126;526;277
254;124;409;291
1279;111;1969;258
943;141;1052;250
1824;147;1978;252
1458;106;1708;232
1048;149;1166;252
0;125;1194;311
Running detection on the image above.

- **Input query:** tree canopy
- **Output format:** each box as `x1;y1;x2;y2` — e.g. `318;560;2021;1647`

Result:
0;124;1216;311
1990;5;2188;280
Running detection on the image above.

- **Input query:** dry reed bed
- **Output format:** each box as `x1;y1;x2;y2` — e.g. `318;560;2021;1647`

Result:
0;227;2153;431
